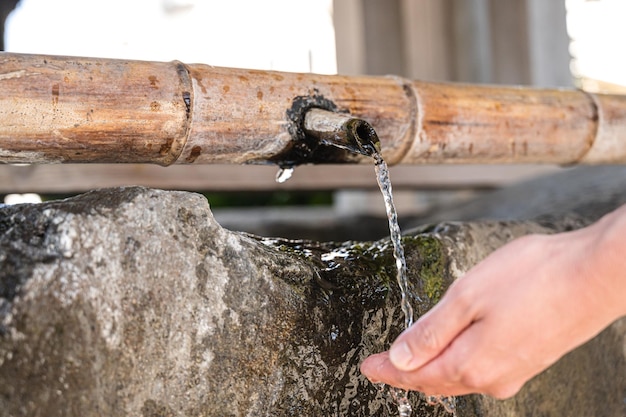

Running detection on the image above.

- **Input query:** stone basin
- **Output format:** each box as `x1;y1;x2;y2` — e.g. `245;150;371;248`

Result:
1;167;626;416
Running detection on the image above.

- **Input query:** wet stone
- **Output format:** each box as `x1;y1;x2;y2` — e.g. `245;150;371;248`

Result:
0;186;625;416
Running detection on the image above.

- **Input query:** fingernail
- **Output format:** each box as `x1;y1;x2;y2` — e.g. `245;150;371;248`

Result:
389;340;414;370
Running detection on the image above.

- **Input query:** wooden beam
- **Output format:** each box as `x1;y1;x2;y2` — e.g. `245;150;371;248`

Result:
0;163;562;194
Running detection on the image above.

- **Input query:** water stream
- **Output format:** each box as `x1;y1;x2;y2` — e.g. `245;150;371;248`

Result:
373;153;456;416
373;154;414;417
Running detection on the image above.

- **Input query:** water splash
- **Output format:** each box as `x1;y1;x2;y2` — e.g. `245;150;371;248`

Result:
426;394;456;414
389;386;413;417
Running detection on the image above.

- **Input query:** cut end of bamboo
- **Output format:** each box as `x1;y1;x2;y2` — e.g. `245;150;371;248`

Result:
302;108;381;158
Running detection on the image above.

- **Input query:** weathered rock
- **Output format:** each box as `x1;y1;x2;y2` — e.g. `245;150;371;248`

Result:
0;185;625;416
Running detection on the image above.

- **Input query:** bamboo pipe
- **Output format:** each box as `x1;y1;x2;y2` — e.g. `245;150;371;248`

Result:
1;52;625;166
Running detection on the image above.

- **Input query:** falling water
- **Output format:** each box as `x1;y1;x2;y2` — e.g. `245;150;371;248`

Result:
373;153;456;416
373;154;413;329
372;154;413;417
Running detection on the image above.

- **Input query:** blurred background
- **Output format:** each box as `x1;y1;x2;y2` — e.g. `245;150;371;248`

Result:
0;0;624;240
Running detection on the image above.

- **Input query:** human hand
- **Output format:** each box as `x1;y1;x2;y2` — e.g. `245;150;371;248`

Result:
361;212;626;398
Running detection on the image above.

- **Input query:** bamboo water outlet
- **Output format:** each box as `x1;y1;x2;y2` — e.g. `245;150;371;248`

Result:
1;52;626;166
302;108;380;158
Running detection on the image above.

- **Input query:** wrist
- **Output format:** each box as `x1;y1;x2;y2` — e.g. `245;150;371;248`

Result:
585;206;626;319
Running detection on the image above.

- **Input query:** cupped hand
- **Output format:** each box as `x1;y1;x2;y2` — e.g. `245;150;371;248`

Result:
361;212;626;398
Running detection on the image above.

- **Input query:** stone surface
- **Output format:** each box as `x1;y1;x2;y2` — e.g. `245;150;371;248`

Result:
0;183;625;416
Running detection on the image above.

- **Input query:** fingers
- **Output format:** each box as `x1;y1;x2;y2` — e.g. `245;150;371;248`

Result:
360;321;523;398
408;320;522;398
388;280;476;372
360;278;483;394
359;345;468;396
360;351;422;391
360;321;473;395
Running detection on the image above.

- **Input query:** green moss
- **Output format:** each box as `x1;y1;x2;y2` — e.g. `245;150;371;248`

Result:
402;235;447;304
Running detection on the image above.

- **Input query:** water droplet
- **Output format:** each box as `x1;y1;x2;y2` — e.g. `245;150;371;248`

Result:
275;167;294;183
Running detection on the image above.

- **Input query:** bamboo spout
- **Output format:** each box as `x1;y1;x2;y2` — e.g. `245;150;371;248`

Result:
0;52;625;166
302;108;380;157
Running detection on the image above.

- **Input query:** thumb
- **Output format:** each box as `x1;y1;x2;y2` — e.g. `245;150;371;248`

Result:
389;286;474;371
